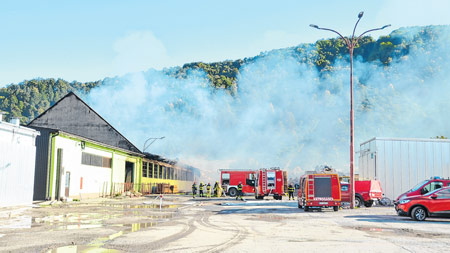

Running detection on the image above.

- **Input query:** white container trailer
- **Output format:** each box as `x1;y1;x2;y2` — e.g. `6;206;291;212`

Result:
359;137;450;201
0;114;40;207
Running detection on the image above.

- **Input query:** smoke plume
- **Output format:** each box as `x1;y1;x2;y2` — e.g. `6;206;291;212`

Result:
86;26;450;179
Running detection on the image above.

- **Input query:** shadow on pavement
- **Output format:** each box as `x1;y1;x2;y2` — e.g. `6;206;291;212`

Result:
344;214;450;224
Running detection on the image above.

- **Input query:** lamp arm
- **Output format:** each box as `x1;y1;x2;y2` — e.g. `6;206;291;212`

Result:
351;17;362;42
354;27;387;46
316;27;351;47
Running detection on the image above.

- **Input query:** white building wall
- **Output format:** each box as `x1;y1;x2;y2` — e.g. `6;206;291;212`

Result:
51;136;112;199
0;122;39;207
359;138;450;200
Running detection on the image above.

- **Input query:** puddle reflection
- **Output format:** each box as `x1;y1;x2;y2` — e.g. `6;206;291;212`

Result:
47;245;121;253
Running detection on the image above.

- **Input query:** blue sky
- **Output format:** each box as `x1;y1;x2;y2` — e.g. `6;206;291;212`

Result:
1;0;450;86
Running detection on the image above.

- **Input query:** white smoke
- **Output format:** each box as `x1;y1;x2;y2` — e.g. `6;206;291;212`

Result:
87;26;450;179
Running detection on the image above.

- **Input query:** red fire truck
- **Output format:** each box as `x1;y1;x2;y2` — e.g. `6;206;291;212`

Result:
255;168;286;200
298;169;341;211
220;169;256;197
340;180;383;207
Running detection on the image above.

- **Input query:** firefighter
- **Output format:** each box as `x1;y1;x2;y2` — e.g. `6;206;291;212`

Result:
199;182;204;197
192;182;197;198
288;184;295;200
213;181;218;196
206;183;212;198
236;182;244;201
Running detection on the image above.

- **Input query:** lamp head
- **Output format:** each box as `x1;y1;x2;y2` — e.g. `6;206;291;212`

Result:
310;24;319;29
381;24;391;29
358;11;364;19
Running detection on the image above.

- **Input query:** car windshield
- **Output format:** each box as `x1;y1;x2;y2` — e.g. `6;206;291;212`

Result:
409;180;429;192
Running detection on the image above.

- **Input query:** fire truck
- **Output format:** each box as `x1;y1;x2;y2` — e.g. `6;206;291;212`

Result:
297;167;341;211
254;168;286;200
340;180;383;207
220;169;256;197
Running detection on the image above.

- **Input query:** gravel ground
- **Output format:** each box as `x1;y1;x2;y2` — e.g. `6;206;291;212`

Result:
0;195;449;252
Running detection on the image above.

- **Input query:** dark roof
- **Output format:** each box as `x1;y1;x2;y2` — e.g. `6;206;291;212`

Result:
28;92;141;153
143;152;200;175
143;152;177;165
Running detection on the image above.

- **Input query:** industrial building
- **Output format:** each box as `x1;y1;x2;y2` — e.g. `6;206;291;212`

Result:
359;137;450;200
141;153;198;193
0;113;40;206
27;92;198;201
28;92;144;201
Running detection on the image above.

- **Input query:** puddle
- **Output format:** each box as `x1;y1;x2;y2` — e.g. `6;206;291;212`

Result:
354;227;393;233
351;226;447;238
100;204;179;209
88;231;124;247
46;245;121;253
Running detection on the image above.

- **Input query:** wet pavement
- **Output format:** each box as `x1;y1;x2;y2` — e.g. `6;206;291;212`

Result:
0;195;183;252
1;195;449;252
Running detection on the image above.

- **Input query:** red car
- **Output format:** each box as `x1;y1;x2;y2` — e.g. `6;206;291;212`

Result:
396;186;450;221
395;177;450;203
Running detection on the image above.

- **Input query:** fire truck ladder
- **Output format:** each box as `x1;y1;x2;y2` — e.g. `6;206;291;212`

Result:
262;171;267;193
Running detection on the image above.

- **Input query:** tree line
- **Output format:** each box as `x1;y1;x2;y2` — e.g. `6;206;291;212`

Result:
0;26;443;124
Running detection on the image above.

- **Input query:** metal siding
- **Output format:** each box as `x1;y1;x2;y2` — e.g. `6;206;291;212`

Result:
360;138;450;200
0;126;37;206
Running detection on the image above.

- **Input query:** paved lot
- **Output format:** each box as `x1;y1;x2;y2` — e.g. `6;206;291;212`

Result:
0;195;449;252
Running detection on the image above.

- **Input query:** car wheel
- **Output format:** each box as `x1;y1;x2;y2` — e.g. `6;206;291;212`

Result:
355;196;363;207
228;188;237;197
411;206;427;221
364;200;374;207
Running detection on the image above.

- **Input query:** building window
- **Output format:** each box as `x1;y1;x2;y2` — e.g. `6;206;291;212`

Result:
81;152;112;168
159;165;163;179
142;162;148;178
149;163;153;178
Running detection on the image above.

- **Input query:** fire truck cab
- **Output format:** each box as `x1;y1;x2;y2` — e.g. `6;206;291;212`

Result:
255;168;286;200
298;169;341;211
220;169;256;197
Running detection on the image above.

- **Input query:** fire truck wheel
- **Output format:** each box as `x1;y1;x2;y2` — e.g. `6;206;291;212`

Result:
355;196;363;207
228;188;237;197
364;200;374;207
333;206;339;212
304;206;310;212
298;201;302;208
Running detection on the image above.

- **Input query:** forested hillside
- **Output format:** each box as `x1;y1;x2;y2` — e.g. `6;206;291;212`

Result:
0;26;444;124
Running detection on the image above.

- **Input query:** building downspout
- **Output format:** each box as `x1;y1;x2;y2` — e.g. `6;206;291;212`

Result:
110;152;114;196
46;131;59;200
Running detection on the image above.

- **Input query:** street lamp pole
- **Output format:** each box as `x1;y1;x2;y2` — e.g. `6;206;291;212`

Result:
143;136;165;153
310;12;390;209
